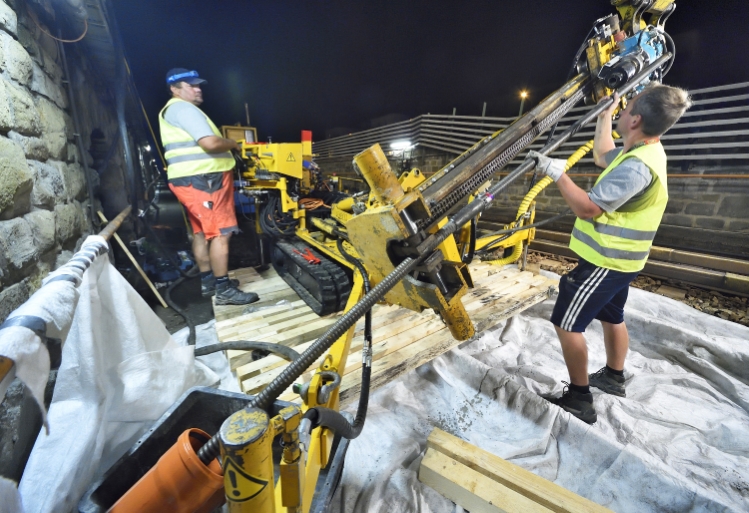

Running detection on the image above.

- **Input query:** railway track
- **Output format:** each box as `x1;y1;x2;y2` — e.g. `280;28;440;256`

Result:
478;227;749;298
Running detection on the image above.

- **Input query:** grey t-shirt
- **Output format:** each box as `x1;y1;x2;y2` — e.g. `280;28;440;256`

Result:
163;101;214;141
588;148;653;213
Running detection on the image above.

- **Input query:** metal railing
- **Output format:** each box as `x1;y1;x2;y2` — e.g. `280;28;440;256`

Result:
313;82;749;166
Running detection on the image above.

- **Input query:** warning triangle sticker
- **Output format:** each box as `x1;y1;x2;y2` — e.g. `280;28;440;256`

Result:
286;152;297;162
223;457;268;502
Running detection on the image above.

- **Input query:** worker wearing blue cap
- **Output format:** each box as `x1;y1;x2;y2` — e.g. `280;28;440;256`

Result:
159;68;259;305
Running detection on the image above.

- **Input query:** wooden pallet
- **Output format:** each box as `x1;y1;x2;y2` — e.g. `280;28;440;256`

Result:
214;263;557;401
419;428;612;513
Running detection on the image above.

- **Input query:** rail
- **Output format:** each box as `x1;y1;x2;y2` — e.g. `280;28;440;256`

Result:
313;82;749;166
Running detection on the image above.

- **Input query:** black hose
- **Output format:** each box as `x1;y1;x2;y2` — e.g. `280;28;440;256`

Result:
164;266;200;345
197;255;414;464
661;31;676;78
299;240;373;440
462;217;477;265
195;341;300;362
298;240;375;440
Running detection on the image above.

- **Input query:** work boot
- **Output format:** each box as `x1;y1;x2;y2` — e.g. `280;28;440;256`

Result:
201;273;240;297
214;282;259;305
589;366;626;397
545;382;597;424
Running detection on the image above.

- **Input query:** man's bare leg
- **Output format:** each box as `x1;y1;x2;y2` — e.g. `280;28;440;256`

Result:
192;232;211;272
208;234;231;277
601;321;629;371
554;325;589;386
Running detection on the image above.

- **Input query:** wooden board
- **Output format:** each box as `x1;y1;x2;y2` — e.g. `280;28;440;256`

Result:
419;428;612;513
213;263;557;399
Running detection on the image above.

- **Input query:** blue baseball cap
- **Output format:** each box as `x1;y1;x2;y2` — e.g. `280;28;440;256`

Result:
166;68;206;85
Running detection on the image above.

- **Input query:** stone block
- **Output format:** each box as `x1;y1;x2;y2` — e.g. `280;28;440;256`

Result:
0;31;32;84
35;97;67;159
0;79;40;135
0;281;29;324
65;142;79;163
0;80;12;130
664;200;684;214
23;209;55;253
54;202;81;245
0;0;17;36
0;217;39;278
694;217;725;230
717;195;749;219
684;202;716;216
7;130;48;160
27;159;64;208
57;161;87;201
728;221;749;232
0;136;33;219
30;61;66;108
661;214;694;228
15;22;36;59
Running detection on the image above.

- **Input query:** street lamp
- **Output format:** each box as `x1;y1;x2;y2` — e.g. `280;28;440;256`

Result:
519;90;528;117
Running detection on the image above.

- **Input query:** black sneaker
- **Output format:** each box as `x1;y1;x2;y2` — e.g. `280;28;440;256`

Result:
545;382;597;424
201;276;240;297
214;283;260;305
589;367;626;397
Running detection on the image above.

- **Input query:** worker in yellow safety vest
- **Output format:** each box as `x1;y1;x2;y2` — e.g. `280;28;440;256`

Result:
528;84;692;424
159;68;260;305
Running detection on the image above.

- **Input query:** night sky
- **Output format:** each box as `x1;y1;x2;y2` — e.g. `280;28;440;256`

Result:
112;0;749;143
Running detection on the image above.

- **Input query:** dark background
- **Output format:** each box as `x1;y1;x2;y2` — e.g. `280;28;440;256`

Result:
112;0;749;143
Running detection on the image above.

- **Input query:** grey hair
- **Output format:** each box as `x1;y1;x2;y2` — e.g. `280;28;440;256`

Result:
631;84;692;136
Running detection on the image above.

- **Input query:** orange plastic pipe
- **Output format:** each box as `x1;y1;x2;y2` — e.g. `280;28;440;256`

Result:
109;428;225;513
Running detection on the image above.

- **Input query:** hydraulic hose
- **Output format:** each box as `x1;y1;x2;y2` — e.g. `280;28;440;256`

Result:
194;341;301;362
165;266;200;345
300;240;374;440
485;140;594;266
197;255;417;464
196;52;672;465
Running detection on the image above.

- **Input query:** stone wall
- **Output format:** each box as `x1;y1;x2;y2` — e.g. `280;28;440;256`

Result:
317;146;749;259
0;0;122;323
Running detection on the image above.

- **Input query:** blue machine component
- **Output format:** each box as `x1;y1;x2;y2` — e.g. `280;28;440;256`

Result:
233;181;255;214
599;27;667;93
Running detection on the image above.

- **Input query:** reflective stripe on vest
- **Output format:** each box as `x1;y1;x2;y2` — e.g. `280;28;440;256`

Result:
158;98;234;179
569;142;668;272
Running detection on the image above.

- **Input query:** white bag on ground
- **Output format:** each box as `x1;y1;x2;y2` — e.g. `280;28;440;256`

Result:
18;256;218;513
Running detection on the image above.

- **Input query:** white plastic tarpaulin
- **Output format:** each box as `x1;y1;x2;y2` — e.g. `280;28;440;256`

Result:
330;273;749;513
7;242;220;513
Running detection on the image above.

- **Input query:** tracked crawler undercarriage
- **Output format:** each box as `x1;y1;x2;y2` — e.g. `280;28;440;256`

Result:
271;240;351;316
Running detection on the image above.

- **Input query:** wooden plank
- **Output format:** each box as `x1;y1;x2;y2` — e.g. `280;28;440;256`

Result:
220;262;555;396
232;316;339;372
336;276;554;406
213;288;300;322
235;306;428;384
267;271;542;399
216;300;309;334
423;429;612;513
419;448;552;513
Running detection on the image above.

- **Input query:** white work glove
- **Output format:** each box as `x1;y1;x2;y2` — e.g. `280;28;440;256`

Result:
527;150;567;182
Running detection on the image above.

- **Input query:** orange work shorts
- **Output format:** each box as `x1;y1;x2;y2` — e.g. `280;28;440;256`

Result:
168;171;239;240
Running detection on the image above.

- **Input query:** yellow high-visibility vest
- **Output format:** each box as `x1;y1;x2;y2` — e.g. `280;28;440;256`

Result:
569;141;668;272
158;98;234;180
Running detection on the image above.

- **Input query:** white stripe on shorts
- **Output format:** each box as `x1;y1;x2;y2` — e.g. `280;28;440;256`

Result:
561;267;609;331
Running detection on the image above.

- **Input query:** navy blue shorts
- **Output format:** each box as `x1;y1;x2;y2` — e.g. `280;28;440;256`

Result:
550;258;640;333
